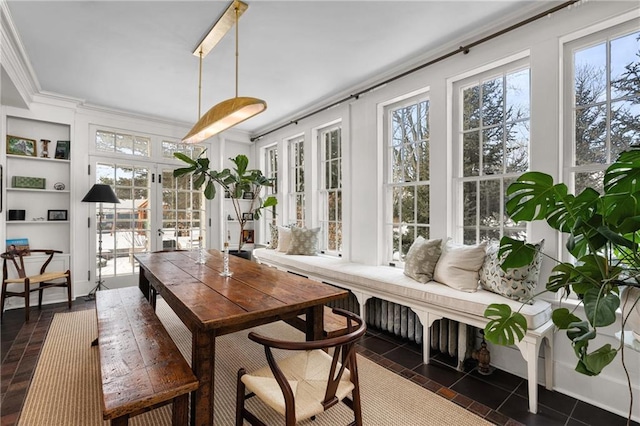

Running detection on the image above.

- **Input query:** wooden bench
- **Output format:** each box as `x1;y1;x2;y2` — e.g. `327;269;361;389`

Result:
286;305;350;338
95;287;198;426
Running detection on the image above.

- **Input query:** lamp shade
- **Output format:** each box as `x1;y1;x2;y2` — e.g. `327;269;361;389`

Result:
181;96;267;144
82;184;120;204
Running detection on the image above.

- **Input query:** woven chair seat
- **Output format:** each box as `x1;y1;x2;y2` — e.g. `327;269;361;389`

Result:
5;271;69;284
242;349;354;421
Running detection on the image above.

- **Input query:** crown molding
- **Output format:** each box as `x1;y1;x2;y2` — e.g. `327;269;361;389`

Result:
1;0;39;107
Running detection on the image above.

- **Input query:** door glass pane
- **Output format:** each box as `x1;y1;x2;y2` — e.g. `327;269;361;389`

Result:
161;167;206;251
96;162;151;277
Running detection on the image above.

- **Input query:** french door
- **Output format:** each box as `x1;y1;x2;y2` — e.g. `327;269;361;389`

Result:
88;158;206;287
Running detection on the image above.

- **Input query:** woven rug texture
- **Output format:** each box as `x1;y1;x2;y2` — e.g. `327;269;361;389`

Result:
18;299;490;425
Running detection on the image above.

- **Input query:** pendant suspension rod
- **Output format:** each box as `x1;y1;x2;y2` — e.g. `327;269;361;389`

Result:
198;49;203;119
235;2;239;98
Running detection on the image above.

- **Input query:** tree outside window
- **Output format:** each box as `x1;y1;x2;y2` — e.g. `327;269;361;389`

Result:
319;125;342;255
570;28;639;194
288;136;305;227
457;65;530;244
386;98;430;261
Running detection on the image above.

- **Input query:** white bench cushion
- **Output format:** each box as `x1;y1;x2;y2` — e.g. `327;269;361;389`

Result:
254;248;552;330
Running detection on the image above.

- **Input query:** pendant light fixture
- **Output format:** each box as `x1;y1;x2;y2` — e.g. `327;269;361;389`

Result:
182;0;266;144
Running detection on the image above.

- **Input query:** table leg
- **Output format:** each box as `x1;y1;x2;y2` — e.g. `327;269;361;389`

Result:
138;267;150;301
192;328;216;426
305;304;324;341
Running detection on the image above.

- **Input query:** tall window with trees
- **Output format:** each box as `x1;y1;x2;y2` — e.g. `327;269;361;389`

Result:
319;124;342;255
455;62;530;244
566;25;639;194
264;145;278;225
288;136;305;226
385;96;430;262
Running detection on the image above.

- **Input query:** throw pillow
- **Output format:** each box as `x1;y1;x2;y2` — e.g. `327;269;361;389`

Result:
268;223;278;249
479;239;544;303
433;239;487;292
287;227;320;255
403;237;442;283
277;226;293;253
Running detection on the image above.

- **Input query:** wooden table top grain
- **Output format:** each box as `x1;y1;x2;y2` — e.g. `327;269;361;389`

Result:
135;249;347;426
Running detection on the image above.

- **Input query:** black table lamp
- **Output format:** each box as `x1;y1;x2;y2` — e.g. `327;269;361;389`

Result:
82;184;120;300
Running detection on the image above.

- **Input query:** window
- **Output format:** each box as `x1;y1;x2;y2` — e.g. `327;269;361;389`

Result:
288;136;305;227
385;96;430;262
264;144;278;224
318;124;342;255
566;25;640;194
161;140;205;160
455;61;530;244
96;130;151;157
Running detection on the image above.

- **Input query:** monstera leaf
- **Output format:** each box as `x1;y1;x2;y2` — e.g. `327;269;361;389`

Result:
483;304;527;346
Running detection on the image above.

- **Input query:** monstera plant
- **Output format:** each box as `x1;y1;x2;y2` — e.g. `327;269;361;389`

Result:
483;147;640;419
173;152;277;253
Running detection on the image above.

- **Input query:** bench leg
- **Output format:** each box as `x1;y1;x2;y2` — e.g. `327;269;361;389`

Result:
172;394;189;426
544;336;554;390
516;339;540;414
111;415;129;426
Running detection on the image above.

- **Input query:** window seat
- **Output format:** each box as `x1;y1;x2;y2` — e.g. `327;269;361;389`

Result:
253;247;554;414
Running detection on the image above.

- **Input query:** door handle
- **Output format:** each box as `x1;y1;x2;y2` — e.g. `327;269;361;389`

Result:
158;228;165;236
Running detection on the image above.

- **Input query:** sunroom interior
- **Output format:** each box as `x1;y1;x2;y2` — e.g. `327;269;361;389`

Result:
1;1;639;425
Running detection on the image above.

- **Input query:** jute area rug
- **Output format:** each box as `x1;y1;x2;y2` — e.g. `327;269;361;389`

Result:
19;299;491;425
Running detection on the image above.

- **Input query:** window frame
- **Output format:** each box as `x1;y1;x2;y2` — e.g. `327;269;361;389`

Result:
288;135;305;227
452;57;531;245
383;92;431;264
317;122;342;256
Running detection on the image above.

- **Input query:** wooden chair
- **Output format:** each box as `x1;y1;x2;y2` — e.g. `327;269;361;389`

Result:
1;249;72;321
236;308;367;426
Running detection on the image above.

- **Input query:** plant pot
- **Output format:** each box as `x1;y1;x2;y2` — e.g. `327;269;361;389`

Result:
621;286;640;342
229;250;251;260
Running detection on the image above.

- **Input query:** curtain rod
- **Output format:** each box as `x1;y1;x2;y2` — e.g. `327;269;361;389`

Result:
250;0;579;142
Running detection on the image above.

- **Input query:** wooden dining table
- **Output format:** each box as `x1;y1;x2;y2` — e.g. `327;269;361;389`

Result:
134;249;348;426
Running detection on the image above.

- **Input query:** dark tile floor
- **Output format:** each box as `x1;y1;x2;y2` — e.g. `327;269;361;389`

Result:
1;300;638;426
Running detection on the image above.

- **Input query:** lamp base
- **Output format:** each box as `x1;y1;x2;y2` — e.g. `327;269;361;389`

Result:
84;280;109;301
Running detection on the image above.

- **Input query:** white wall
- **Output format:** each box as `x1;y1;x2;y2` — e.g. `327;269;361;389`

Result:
2;0;639;420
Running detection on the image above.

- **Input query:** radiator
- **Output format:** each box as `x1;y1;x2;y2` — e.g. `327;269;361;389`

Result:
326;294;471;361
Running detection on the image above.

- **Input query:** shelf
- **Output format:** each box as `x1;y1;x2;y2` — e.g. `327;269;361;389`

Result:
6;154;70;164
7;188;70;194
7;221;70;225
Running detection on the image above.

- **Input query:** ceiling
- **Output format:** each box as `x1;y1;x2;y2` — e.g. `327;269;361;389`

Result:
4;1;551;137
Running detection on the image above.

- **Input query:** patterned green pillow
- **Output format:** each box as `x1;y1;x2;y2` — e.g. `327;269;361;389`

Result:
479;240;544;303
286;227;320;255
403;237;442;283
268;223;278;249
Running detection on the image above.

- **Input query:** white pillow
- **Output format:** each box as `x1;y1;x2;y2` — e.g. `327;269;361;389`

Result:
433;239;487;292
277;226;292;253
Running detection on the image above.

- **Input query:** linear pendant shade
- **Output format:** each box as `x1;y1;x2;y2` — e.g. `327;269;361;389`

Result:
182;96;266;144
181;0;266;144
82;184;120;204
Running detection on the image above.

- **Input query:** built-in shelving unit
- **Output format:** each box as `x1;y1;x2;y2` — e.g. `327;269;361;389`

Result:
4;117;72;255
224;198;256;250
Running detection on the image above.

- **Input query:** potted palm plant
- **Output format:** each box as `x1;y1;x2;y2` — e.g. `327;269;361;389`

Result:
173;152;277;256
483;147;640;422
